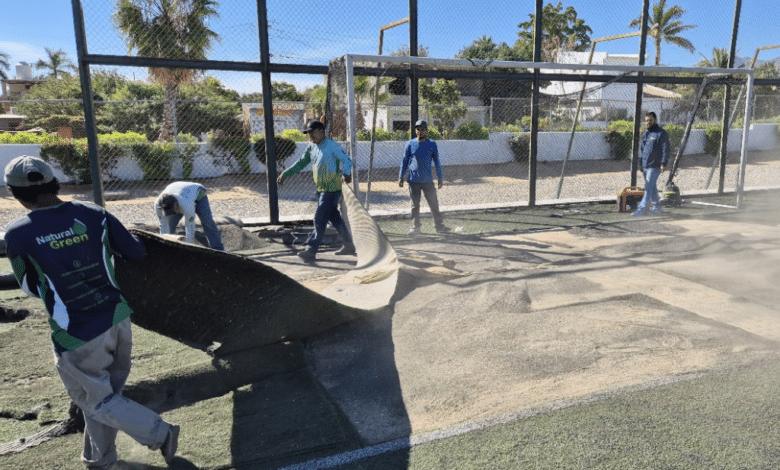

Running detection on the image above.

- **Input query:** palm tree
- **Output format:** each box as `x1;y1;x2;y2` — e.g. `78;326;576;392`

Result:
629;0;696;66
0;50;10;80
35;48;77;78
353;75;391;130
113;0;220;141
697;48;729;68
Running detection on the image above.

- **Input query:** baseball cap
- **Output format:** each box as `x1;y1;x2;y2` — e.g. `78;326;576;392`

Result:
158;194;179;216
302;120;326;134
414;120;428;128
4;155;55;187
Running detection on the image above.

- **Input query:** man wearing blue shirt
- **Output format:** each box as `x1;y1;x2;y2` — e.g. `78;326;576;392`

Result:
3;156;179;468
398;120;450;236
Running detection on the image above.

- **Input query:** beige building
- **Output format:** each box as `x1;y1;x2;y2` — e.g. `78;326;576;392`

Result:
1;63;44;131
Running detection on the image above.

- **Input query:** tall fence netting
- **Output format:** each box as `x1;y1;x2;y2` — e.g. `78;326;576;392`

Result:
323;56;767;215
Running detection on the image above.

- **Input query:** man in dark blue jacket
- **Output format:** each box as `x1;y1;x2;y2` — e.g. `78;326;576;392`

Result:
633;112;670;216
4;156;179;468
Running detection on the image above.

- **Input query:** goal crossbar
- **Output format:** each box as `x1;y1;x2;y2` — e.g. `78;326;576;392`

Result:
344;53;752;77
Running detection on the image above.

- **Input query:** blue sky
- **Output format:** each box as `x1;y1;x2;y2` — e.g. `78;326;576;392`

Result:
2;0;779;94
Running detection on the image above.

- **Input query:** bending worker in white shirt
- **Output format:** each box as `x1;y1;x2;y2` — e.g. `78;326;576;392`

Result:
154;181;225;251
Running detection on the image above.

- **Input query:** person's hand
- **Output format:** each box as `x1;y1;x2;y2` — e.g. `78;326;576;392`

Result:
398;178;404;188
661;165;667;173
277;174;285;185
343;174;351;184
437;180;443;190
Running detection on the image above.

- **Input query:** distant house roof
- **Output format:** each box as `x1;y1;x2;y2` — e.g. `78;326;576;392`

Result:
643;85;681;99
541;51;684;99
1;78;45;84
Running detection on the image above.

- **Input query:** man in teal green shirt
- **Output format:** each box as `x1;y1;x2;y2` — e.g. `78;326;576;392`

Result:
278;120;355;262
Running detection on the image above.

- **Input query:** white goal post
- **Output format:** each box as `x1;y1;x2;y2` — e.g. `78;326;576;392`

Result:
332;54;755;209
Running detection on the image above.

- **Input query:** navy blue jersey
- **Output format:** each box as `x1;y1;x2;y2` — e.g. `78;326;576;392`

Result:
4;201;145;353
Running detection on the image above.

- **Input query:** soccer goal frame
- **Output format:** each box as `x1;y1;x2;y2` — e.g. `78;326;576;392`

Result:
333;54;755;209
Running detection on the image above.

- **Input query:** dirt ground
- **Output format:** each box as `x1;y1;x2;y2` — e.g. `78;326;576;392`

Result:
251;198;780;446
3;179;780;468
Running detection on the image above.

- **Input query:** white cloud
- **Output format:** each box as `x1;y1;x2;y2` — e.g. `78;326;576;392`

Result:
0;41;77;67
0;41;45;65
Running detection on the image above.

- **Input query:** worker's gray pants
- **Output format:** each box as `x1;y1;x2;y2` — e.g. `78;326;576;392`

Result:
54;318;171;469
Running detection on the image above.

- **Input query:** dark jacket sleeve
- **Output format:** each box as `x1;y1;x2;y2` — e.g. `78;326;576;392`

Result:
106;211;146;260
660;130;670;167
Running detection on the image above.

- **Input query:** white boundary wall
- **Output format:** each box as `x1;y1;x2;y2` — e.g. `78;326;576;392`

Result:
1;124;777;183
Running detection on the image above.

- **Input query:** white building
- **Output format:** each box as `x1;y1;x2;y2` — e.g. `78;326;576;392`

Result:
541;51;681;125
243;102;309;135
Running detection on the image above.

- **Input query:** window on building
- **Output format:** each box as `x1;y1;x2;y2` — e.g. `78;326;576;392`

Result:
392;120;410;132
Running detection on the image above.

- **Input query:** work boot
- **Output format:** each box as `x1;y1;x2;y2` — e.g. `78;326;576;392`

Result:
161;424;180;463
334;245;356;256
297;249;316;262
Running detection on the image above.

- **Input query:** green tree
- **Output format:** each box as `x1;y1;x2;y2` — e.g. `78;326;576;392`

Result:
35;48;77;79
91;69;163;136
0;50;10;80
16;75;84;127
303;84;327;120
755;62;779;95
691;48;731;102
179;77;242;137
236;82;306;103
390;45;429;57
271;82;304;101
385;45;430;97
515;2;593;62
456;35;532;122
629;0;696;66
113;0;220;141
458;35;525;62
91;68;131;100
238;82;304;103
752;62;780;120
98;78;165;138
353;75;392;130
696;48;729;69
419;79;468;137
240;92;264;103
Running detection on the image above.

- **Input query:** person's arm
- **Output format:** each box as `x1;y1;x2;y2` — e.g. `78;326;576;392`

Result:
154;196;169;234
660;130;671;171
105;211;145;260
278;146;312;185
431;141;444;187
179;199;197;244
4;236;40;298
399;142;411;187
333;141;353;177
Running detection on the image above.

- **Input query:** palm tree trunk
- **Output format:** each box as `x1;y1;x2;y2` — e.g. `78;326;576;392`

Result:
162;81;179;141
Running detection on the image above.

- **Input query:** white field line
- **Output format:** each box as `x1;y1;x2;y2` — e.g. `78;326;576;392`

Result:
275;371;709;470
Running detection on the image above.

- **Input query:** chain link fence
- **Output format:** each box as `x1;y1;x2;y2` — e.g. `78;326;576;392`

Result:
1;0;779;224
